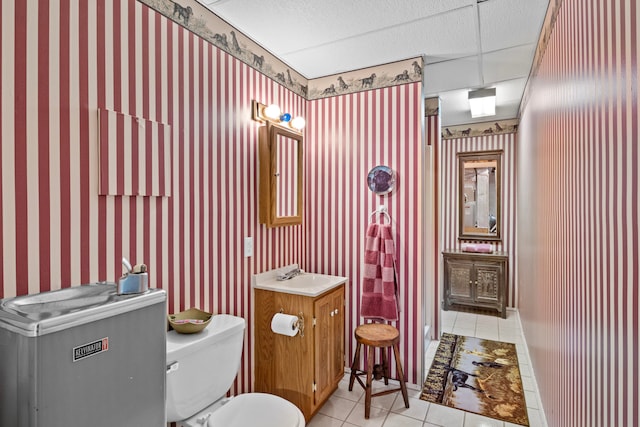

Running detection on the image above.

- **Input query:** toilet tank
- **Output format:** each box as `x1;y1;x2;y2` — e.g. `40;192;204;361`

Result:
166;314;245;423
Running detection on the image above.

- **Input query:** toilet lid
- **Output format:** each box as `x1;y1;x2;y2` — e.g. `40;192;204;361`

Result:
207;393;305;427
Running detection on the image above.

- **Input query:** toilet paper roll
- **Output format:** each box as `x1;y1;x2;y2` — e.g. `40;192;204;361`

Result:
271;313;300;337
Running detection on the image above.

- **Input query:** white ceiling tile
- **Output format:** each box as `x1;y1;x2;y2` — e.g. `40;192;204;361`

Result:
493;77;528;105
419;6;479;58
482;44;536;83
479;0;549;52
208;0;475;55
284;7;479;78
424;57;482;95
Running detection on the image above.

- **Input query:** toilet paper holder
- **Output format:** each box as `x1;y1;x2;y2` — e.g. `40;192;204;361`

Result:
279;309;305;337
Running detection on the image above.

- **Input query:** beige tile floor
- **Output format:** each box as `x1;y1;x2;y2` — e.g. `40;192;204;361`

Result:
307;310;547;427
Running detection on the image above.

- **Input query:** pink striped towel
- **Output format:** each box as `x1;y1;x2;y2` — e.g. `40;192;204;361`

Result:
360;223;399;321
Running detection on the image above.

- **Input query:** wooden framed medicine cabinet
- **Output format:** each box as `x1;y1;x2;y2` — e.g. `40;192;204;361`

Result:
259;121;303;227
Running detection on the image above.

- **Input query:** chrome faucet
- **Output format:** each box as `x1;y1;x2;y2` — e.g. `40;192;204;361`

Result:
277;268;303;281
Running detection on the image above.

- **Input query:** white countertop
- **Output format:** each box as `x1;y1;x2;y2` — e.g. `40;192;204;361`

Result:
252;268;347;297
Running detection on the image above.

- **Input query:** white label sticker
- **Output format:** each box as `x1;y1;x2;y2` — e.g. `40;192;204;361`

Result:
73;337;109;362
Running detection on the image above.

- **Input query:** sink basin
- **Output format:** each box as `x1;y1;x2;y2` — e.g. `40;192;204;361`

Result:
285;274;335;286
253;272;347;297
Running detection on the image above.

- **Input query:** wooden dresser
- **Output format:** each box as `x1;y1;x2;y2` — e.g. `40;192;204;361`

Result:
442;250;508;318
254;284;345;421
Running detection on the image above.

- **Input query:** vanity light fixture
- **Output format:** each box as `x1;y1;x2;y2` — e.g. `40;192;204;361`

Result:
468;88;496;118
252;100;305;132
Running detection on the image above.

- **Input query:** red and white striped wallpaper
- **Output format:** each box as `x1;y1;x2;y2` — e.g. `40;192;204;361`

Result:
518;0;638;425
304;83;426;385
0;0;306;396
440;133;518;307
98;108;172;197
0;0;430;399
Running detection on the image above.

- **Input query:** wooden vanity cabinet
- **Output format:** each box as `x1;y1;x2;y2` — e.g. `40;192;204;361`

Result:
443;251;508;318
313;287;345;405
254;284;345;421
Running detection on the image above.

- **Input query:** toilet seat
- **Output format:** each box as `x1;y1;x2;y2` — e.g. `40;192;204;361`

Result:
206;393;305;427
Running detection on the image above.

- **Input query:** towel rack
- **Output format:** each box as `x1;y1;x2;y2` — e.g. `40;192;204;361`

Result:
369;205;391;224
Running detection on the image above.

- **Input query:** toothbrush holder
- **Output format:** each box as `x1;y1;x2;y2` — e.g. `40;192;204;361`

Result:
117;273;149;295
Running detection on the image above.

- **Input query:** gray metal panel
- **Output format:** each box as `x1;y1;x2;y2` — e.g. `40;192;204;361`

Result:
0;327;19;426
0;286;167;427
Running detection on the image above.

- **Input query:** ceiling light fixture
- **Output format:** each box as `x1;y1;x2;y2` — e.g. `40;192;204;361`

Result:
468;88;496;118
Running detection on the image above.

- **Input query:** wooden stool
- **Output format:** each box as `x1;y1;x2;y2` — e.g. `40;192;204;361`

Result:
348;323;409;418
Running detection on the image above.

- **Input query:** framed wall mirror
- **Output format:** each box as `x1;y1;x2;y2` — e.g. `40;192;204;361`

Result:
259;122;303;227
458;150;502;241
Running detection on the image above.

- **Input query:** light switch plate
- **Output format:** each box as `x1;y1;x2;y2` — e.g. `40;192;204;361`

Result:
244;237;253;257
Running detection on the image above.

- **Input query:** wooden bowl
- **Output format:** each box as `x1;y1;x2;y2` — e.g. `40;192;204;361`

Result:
168;308;212;334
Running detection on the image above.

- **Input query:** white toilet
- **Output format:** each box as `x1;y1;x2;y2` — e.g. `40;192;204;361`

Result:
166;314;306;427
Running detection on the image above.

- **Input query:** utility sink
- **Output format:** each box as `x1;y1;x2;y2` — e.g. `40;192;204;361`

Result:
1;283;119;321
0;282;165;337
252;269;347;297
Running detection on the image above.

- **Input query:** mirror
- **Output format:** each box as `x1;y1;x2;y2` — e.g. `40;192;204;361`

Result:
458;150;502;241
259;122;303;227
275;132;300;218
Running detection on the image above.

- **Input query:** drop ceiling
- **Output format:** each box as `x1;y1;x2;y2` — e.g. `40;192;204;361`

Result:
197;0;549;126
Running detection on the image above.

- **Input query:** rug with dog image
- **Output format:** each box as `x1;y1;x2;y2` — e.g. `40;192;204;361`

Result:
420;333;529;426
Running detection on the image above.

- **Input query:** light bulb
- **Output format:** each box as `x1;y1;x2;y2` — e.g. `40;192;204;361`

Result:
280;113;292;122
263;104;281;120
291;116;306;130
